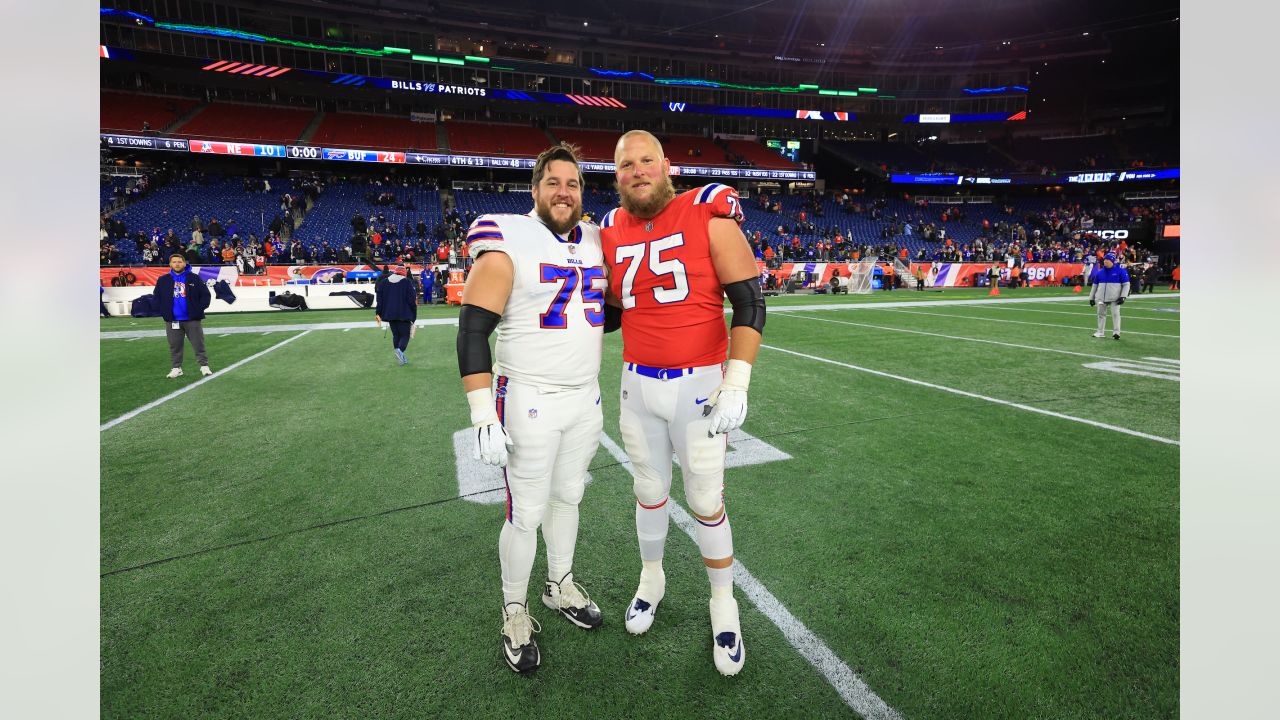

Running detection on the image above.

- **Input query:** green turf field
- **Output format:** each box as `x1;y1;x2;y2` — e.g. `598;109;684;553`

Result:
101;287;1179;719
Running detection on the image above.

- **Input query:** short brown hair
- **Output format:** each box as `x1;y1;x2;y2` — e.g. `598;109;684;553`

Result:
532;142;585;188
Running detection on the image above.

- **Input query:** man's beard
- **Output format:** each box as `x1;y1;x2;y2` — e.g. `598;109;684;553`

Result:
617;175;676;219
535;200;583;235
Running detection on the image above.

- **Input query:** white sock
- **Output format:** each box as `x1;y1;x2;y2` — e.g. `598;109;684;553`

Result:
695;511;734;590
499;519;539;606
636;498;669;562
542;500;578;584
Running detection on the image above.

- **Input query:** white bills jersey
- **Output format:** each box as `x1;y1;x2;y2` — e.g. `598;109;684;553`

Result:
466;211;605;389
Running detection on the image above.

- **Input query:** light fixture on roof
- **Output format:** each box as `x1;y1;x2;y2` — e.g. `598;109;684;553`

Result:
1082;32;1090;36
583;21;588;26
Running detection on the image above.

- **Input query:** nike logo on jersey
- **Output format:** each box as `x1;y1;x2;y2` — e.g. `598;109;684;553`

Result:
694;397;709;405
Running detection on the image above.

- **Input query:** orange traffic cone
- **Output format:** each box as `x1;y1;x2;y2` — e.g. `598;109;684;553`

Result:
1073;284;1083;293
989;282;1000;296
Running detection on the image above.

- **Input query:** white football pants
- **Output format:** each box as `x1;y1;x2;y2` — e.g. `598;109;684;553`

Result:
496;375;603;606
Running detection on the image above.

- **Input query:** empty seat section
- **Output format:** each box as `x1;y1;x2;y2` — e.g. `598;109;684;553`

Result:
101;91;198;133
549;129;621;162
174;103;315;145
724;140;801;170
660;135;728;166
309;113;439;151
445;122;550;157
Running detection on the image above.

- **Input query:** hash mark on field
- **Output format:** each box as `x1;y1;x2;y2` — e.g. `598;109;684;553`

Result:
597;433;902;720
219;334;231;338
126;337;141;342
100;331;311;432
763;343;1179;446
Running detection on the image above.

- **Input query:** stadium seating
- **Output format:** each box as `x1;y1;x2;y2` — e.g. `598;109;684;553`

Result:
444;122;552;157
173;103;316;145
548;128;620;162
308;113;440;152
1004;135;1120;171
661;135;733;167
101;91;199;134
293;180;443;255
723;140;801;170
106;175;297;263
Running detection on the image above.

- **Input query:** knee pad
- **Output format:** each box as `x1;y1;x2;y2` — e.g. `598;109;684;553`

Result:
508;498;546;534
632;467;669;508
684;482;724;520
621;409;670;506
550;475;586;507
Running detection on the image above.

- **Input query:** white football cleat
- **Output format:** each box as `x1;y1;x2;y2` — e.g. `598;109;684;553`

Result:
1092;331;1105;338
624;566;665;635
200;365;213;376
166;368;183;379
710;595;745;676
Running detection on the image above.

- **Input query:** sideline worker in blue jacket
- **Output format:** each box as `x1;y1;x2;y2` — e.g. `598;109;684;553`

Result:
421;265;435;304
1088;252;1130;340
375;263;419;365
154;252;214;378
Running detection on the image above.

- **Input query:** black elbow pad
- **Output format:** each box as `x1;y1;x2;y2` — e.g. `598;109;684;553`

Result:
603;304;623;333
724;278;765;333
457;304;501;376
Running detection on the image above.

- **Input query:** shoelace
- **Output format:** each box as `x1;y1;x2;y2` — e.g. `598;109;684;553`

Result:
501;608;541;646
556;580;593;611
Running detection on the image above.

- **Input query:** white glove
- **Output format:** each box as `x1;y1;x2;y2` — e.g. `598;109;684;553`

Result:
467;388;512;467
705;359;752;437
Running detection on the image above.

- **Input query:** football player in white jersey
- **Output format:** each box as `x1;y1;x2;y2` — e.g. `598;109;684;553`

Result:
456;144;618;673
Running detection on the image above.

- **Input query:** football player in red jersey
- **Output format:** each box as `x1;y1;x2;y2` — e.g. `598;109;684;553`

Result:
599;130;764;676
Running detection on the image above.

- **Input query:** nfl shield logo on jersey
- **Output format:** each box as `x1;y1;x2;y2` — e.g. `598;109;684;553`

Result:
528;409;538;419
568;245;577;254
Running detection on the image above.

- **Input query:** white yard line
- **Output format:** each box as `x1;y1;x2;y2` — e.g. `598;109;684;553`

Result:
596;434;902;720
100;331;312;432
775;312;1146;362
100;317;458;340
870;308;1180;338
762;343;1180;446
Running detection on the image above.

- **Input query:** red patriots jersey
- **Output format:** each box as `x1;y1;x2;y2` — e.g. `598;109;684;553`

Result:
600;183;744;368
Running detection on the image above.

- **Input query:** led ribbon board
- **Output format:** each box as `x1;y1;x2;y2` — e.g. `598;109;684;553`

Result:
100;135;816;180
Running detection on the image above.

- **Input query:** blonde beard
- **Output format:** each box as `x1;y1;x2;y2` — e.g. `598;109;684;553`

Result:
617;176;676;219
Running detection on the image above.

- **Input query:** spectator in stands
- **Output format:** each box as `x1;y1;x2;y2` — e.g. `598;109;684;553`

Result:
154;252;213;378
192;215;203;234
207;218;224;239
220;244;236;265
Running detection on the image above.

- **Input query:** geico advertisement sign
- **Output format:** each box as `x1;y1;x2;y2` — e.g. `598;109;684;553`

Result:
1091;229;1130;240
